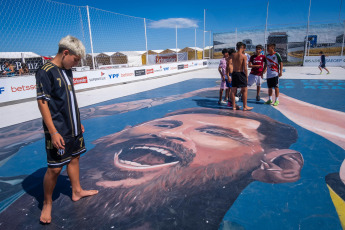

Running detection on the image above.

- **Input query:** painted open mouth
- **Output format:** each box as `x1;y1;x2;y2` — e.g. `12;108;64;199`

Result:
114;144;180;170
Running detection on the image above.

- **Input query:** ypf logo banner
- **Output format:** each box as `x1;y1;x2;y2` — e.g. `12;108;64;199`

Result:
109;73;119;79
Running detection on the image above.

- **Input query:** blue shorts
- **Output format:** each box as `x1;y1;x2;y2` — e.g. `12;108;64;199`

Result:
226;80;232;88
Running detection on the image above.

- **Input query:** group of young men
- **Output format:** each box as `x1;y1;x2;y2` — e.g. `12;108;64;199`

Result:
218;42;283;110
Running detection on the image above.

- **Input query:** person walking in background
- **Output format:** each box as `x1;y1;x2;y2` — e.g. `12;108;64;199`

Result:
318;51;330;74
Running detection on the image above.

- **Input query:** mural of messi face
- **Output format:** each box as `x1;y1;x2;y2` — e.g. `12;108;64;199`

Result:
0;108;303;229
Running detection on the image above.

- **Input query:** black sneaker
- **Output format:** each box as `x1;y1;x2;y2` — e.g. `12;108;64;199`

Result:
256;95;260;101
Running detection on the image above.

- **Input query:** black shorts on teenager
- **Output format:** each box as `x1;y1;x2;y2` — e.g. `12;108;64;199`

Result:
319;63;326;68
232;72;247;88
267;76;279;88
45;133;86;168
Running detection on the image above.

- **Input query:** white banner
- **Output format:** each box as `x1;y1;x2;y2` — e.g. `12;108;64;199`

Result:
206;59;222;68
0;60;207;104
303;56;345;67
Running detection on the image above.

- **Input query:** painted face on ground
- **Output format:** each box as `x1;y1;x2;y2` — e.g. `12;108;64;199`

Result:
95;112;266;188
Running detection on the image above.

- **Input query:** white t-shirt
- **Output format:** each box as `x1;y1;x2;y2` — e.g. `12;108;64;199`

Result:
266;52;283;79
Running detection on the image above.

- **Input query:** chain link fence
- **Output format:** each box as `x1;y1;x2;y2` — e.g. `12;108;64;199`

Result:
0;0;207;75
208;0;345;66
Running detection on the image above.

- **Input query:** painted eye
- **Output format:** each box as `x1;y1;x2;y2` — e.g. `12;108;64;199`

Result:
198;128;225;136
154;124;175;128
152;120;182;129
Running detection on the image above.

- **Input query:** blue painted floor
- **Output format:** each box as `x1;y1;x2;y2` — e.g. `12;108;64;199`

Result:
0;78;344;229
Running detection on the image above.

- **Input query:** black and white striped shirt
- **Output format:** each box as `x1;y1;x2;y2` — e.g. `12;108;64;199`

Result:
36;62;82;138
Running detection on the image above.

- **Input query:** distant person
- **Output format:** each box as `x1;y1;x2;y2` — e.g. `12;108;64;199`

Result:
243;44;251;64
18;63;29;75
318;51;330;74
226;48;238;108
264;43;283;106
2;61;15;76
218;49;230;105
228;42;253;111
36;35;98;224
236;44;251;101
248;45;267;101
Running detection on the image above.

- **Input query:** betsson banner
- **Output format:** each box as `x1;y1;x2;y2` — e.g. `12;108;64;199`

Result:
0;60;207;104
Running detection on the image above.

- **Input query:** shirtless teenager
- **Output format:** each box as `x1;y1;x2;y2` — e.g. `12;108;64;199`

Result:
228;42;253;111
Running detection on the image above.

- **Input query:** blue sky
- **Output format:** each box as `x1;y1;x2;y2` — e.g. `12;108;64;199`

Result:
0;0;344;55
54;0;345;30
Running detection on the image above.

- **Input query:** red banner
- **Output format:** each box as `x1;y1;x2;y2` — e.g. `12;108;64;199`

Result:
73;76;88;85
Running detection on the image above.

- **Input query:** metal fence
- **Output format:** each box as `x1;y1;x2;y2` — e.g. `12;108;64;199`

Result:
0;0;208;75
207;0;345;65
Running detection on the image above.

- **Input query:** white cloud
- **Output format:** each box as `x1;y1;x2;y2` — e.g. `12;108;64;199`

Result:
149;18;198;29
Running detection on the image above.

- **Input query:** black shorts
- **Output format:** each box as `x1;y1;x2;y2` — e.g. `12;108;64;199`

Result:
267;76;279;88
232;72;247;88
319;63;326;68
45;133;86;168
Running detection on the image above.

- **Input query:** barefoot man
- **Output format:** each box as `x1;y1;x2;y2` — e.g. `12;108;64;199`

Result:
228;42;253;111
36;36;98;224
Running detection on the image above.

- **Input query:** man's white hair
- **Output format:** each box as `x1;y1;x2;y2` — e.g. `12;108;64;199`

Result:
58;35;86;58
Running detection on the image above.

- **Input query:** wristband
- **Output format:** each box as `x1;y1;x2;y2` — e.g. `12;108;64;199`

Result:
51;131;58;136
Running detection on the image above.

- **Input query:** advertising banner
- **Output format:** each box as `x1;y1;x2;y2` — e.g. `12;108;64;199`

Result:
0;57;44;74
0;60;207;104
206;59;221;68
303;56;345;67
148;53;188;65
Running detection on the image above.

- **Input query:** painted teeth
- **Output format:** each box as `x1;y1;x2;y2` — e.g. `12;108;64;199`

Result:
119;159;151;167
133;146;173;157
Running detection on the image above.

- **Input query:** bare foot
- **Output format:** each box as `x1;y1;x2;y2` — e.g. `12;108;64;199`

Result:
243;106;253;111
231;105;241;110
40;201;52;224
72;189;99;202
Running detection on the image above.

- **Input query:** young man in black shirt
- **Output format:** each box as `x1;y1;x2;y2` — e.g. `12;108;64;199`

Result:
36;35;98;224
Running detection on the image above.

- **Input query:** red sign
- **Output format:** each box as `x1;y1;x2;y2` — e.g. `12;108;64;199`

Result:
146;69;154;74
184;64;188;68
101;72;105;76
73;76;88;85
